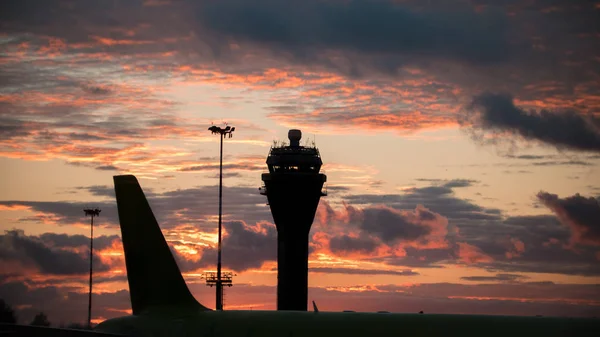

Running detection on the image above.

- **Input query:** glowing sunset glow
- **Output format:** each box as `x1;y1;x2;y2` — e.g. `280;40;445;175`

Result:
1;0;599;326
223;303;270;310
446;296;600;306
173;244;199;257
324;285;395;293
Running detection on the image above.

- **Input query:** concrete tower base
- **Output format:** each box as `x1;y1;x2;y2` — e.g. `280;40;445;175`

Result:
262;173;326;311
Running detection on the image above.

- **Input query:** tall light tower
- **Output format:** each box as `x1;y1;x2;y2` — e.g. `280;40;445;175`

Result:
83;207;101;328
208;124;236;311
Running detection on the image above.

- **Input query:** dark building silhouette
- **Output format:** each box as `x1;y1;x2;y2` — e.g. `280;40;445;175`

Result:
260;129;327;311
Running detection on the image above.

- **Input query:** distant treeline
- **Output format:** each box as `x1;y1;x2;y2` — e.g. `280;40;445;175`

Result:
1;298;90;329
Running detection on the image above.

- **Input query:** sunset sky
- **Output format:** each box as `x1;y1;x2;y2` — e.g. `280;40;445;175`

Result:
1;0;600;325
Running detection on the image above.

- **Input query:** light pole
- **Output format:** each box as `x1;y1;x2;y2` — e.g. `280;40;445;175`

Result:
208;124;235;310
84;208;101;328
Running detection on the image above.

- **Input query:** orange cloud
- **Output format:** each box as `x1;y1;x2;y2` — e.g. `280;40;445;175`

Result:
96;240;125;269
171;64;463;135
90;36;154;46
457;242;494;264
447;295;600;306
0;204;32;211
177;155;265;173
324;285;391;293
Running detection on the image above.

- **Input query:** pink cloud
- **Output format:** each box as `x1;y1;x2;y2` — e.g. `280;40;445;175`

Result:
505;237;525;259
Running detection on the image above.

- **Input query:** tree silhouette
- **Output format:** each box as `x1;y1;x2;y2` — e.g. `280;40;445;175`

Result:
0;299;17;324
30;312;50;327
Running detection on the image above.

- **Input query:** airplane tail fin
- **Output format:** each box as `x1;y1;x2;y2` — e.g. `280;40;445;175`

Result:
113;175;210;314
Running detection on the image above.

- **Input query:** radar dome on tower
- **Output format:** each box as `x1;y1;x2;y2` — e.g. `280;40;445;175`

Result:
288;129;302;147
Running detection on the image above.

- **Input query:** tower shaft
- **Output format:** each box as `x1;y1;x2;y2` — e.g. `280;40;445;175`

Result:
263;173;325;311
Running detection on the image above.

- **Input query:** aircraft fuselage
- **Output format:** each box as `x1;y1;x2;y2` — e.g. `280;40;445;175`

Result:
96;309;598;337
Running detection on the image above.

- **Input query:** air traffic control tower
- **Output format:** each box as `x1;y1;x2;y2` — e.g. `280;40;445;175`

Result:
260;129;327;311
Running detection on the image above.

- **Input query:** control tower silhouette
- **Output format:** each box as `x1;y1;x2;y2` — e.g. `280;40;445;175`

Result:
260;129;327;311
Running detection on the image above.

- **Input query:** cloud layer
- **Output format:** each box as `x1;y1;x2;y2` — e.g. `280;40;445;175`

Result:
2;179;600;322
1;0;599;157
462;93;600;152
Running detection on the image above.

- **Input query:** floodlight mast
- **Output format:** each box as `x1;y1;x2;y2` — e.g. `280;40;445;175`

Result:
83;208;101;328
207;124;235;310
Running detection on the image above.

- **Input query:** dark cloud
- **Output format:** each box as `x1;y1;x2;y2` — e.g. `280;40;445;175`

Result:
415;179;478;188
0;1;147;43
77;185;116;199
65;133;111;142
1;0;595;80
179;163;261;172
532;160;592;166
537;192;600;246
38;232;119;251
462;92;600;152
0;118;29;140
370;246;452;269
329;235;379;254
153;185;271;230
196;0;518;71
0;230;112;275
206;172;243;179
1;184;271;231
309;267;418;276
318;200;449;251
0;0;521;77
325;185;351;192
359;206;434;244
442;179;478;188
3;180;599;277
1;0;597;156
0;59;85;94
504;154;549;160
461;273;529;282
344;184;503;224
325;185;600;276
410;186;454;196
0;200;119;227
469;214;600;276
95;165;120;171
14;274;129;288
493;154;595;167
219;221;277;271
80;84;113;95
